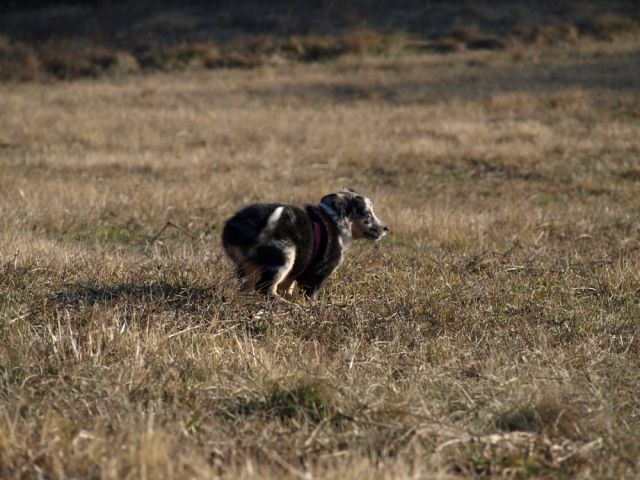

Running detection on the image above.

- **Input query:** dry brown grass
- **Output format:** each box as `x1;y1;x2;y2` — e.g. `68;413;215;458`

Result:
1;35;640;478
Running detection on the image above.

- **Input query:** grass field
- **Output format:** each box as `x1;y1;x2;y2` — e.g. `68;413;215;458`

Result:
1;32;640;478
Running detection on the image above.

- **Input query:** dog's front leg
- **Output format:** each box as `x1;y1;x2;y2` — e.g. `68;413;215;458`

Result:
299;281;323;300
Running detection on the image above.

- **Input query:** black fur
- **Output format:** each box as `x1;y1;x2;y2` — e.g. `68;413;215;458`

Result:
222;204;341;297
222;191;388;299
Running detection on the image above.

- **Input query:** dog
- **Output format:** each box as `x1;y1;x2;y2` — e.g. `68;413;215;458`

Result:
222;188;389;299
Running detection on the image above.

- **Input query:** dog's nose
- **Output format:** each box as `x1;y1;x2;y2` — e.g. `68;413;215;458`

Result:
383;225;389;232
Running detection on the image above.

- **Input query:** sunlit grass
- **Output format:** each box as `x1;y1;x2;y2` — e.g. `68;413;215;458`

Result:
1;34;639;478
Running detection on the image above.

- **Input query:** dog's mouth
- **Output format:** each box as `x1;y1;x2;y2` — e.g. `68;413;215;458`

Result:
363;230;383;240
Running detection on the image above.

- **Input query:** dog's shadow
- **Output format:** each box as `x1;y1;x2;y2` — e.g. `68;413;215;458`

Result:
51;280;222;312
50;280;320;337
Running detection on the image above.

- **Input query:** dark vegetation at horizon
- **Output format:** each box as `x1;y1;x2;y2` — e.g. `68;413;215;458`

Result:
1;0;639;80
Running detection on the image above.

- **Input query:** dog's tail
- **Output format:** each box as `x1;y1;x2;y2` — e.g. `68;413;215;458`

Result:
222;205;285;250
257;206;284;242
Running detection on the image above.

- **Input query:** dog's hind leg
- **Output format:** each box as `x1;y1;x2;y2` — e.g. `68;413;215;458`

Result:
226;245;259;291
238;263;260;291
254;244;296;297
277;276;297;297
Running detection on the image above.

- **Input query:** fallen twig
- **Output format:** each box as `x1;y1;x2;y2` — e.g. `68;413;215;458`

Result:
148;221;195;245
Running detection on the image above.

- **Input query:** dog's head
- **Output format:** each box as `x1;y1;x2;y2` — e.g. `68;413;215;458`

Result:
320;188;389;241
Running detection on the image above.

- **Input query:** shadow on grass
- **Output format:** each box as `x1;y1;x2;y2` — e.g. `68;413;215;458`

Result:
245;52;640;107
218;380;338;424
493;398;585;439
51;280;222;311
49;280;275;335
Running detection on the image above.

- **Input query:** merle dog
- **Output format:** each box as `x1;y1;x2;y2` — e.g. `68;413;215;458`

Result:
222;189;389;299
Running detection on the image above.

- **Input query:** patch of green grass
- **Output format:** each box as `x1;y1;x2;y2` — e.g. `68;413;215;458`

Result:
436;167;466;183
531;195;551;207
94;224;142;243
480;185;501;197
223;380;331;423
86;211;148;244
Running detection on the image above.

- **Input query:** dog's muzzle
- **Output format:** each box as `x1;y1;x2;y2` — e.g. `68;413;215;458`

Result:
367;224;389;240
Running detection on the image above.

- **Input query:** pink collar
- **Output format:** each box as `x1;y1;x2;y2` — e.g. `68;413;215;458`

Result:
312;222;322;261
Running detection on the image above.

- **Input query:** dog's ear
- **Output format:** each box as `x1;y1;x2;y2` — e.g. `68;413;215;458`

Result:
320;193;352;217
